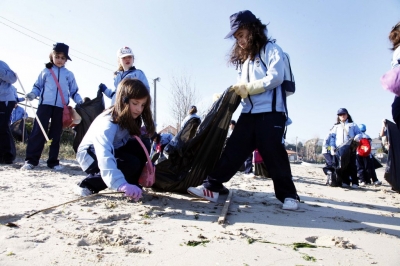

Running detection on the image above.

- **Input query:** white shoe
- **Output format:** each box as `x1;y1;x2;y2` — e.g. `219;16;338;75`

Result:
351;184;359;189
282;198;299;210
21;163;35;170
359;182;366;187
74;185;93;197
243;173;255;178
373;181;382;186
51;165;64;171
187;185;219;202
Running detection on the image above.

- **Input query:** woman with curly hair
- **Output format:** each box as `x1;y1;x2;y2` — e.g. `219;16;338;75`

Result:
188;10;299;210
74;79;155;200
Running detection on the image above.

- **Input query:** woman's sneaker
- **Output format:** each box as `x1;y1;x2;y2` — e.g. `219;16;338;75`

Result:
51;165;64;171
187;185;219;202
74;185;93;197
373;180;382;186
282;198;299;210
21;163;35;170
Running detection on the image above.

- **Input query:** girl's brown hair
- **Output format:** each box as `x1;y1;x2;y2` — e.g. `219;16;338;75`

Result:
228;18;269;69
45;51;66;69
111;79;155;136
389;22;400;51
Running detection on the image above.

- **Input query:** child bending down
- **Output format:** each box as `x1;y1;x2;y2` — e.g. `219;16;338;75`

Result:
74;79;155;200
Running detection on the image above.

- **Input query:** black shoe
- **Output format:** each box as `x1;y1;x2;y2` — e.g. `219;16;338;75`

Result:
218;186;229;195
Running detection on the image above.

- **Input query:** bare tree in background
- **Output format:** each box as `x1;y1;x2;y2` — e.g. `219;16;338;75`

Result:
169;75;198;131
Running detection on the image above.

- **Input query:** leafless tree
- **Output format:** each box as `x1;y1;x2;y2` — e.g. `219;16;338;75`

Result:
169;75;198;131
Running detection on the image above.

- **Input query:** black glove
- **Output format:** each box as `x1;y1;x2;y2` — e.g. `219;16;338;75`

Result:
99;83;107;92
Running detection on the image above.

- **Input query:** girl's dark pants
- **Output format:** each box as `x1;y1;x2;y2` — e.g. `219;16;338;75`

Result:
356;155;378;183
0;101;16;163
204;112;299;203
79;138;146;193
25;104;63;168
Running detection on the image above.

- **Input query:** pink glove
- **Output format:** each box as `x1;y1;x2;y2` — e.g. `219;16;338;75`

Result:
118;183;142;201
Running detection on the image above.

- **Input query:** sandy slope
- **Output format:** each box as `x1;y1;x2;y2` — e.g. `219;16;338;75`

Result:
0;159;399;266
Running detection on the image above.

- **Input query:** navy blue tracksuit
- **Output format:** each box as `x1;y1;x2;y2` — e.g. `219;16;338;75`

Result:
204;112;298;203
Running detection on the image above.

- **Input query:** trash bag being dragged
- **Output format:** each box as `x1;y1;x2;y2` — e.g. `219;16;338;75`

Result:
153;88;241;193
384;120;400;193
73;89;105;152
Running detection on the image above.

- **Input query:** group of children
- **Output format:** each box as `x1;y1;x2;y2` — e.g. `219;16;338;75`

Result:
3;11;399;210
322;108;382;189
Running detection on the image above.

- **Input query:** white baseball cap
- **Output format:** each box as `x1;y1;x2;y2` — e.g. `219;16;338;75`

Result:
117;46;134;58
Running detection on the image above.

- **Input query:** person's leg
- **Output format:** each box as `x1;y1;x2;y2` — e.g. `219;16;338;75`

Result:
203;114;256;191
0;101;16;163
114;138;146;185
348;152;359;186
255;112;298;203
47;106;63;168
366;156;379;183
25;105;51;166
356;155;367;184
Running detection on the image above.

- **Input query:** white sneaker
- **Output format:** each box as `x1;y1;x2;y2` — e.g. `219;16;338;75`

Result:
187;185;219;202
51;165;64;171
74;185;93;197
351;184;359;189
342;183;350;188
243;173;255;178
373;180;382;186
282;198;299;210
21;163;35;170
359;182;366;187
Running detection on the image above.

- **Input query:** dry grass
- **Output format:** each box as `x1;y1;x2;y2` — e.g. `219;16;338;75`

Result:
15;142;76;160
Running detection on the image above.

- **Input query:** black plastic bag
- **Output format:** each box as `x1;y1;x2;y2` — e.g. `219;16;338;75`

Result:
153;88;241;193
384;120;400;192
73;89;105;152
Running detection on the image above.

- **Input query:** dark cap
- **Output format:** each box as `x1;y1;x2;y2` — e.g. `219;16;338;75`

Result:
230;120;236;125
53;43;71;61
337;108;348;115
225;10;257;39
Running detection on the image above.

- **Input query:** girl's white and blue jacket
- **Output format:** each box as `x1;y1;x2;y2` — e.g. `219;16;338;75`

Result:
0;60;17;103
76;111;132;190
31;65;82;107
237;41;286;114
103;67;150;105
329;120;361;149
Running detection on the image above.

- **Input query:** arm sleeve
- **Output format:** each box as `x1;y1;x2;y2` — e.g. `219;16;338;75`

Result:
68;72;83;104
329;127;337;149
31;71;45;97
92;121;127;190
260;44;285;91
0;61;17;84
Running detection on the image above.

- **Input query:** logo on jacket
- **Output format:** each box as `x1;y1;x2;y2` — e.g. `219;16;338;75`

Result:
255;57;260;67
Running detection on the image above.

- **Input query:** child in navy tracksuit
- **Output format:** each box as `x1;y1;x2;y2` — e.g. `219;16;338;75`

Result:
74;79;155;199
187;10;299;210
329;108;361;188
354;124;382;186
0;60;18;164
22;43;83;171
99;46;150;106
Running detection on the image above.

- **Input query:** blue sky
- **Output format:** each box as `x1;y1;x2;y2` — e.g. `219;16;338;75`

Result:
1;0;399;144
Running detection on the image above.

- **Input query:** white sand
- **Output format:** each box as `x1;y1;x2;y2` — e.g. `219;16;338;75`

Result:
0;158;399;266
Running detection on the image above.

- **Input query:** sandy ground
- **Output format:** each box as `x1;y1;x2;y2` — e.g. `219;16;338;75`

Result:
0;158;399;266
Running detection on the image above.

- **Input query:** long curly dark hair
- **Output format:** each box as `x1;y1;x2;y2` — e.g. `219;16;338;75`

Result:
228;18;269;69
110;79;155;137
389;22;400;51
